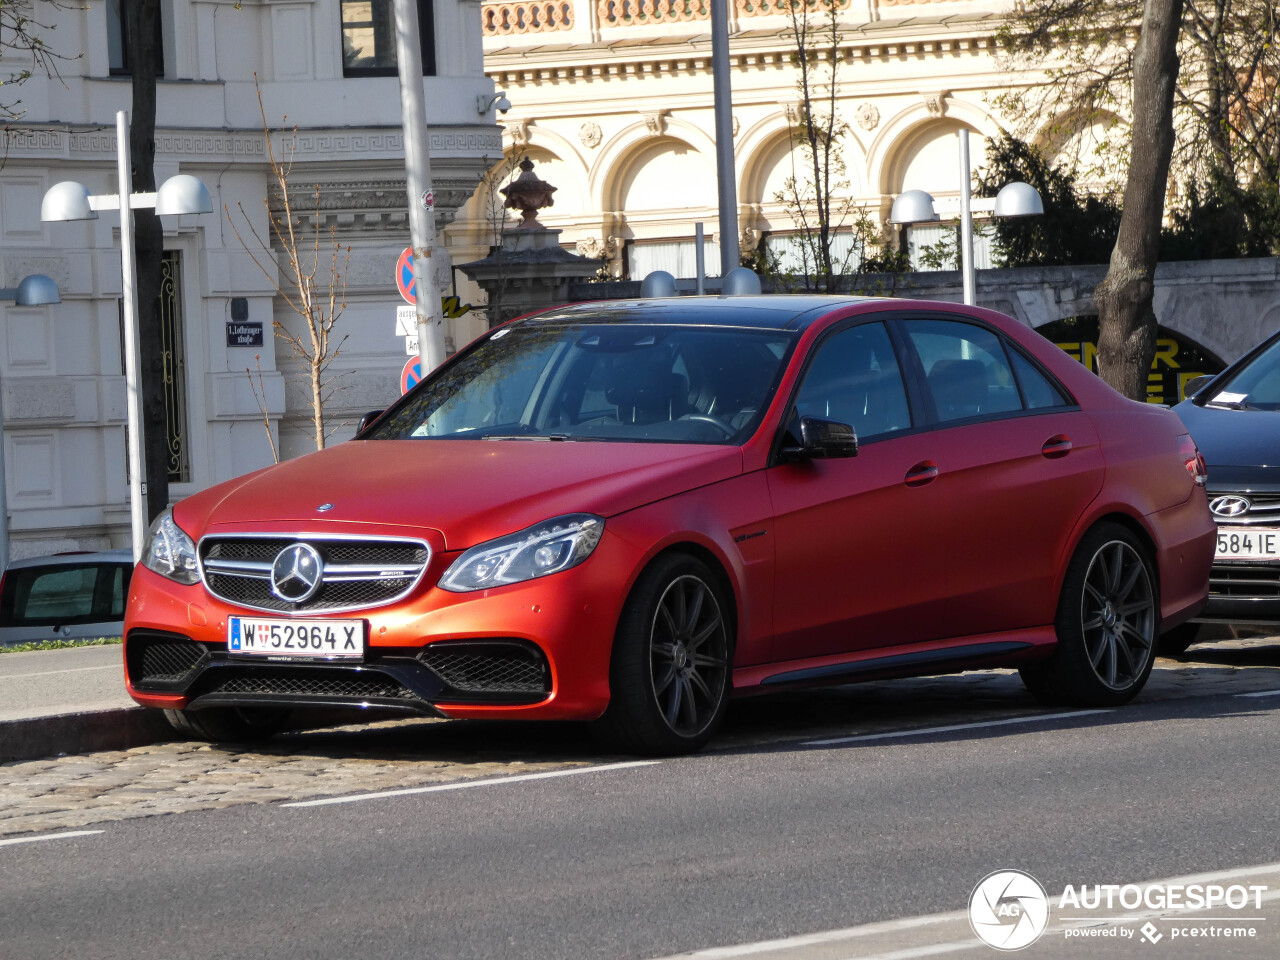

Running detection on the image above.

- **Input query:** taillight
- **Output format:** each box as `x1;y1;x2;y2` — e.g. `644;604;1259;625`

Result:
1178;434;1208;486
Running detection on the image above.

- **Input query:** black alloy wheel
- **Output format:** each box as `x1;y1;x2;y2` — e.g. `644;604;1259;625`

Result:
595;553;732;755
1021;522;1158;707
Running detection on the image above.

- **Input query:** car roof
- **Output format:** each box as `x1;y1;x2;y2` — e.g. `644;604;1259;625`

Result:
5;550;134;570
520;296;885;331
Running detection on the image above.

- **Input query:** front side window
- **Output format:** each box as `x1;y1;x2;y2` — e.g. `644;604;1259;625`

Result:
368;323;795;445
341;0;436;77
793;321;912;441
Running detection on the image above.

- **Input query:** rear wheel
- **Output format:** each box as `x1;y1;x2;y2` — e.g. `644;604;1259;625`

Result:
1020;523;1158;707
594;554;732;755
164;706;288;743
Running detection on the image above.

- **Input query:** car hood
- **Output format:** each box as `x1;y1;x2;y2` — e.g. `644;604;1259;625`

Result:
1174;400;1280;477
183;439;743;550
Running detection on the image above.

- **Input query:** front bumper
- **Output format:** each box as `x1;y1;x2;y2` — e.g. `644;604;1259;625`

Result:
124;530;645;721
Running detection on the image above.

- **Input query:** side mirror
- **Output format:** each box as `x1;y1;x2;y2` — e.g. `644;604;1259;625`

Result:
356;409;385;434
1184;375;1214;399
782;416;858;461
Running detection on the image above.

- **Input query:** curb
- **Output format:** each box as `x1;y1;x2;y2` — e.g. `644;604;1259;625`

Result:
0;707;176;764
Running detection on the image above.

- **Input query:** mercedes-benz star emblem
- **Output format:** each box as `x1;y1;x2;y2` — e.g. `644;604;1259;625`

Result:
270;543;324;603
1210;495;1251;518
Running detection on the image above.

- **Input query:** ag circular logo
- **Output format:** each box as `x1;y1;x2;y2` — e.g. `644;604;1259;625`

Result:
968;869;1050;950
270;543;323;603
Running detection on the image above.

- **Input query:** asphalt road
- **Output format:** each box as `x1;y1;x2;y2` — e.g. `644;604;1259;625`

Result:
4;685;1280;960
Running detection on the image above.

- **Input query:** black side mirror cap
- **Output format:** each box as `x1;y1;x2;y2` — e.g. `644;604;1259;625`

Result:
781;416;858;461
1184;375;1214;400
356;409;385;434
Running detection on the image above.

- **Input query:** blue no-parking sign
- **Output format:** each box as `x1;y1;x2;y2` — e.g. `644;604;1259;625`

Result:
400;356;422;395
396;247;417;304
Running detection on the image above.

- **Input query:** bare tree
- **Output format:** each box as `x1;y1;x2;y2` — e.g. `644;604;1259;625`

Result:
226;87;351;451
1094;0;1187;399
768;0;900;292
998;0;1280;188
0;0;71;125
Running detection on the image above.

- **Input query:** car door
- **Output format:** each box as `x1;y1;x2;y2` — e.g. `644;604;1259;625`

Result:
768;320;955;663
898;316;1105;638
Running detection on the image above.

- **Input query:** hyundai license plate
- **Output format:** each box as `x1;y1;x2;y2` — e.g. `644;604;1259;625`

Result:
1215;527;1280;561
228;617;364;659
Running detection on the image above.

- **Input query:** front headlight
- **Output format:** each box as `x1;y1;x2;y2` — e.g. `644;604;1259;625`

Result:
141;507;200;585
440;513;605;592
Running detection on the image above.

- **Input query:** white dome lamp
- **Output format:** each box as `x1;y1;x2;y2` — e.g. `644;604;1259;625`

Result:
994;181;1045;218
11;274;61;306
155;175;214;216
889;189;941;225
41;181;98;222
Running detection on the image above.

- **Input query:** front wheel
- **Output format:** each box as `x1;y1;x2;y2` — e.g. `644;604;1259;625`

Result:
594;554;733;755
1020;523;1158;707
164;706;289;743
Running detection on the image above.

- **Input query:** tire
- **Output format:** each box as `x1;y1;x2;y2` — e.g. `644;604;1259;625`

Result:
1020;522;1158;707
594;553;733;756
164;706;289;744
1158;621;1201;657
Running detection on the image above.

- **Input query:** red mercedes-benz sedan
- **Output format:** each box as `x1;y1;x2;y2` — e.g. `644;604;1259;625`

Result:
124;296;1215;754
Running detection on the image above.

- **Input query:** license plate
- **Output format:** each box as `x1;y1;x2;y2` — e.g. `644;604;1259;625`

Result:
228;617;364;659
1215;527;1280;561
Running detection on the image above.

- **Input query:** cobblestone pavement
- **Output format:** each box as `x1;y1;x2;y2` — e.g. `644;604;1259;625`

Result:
2;632;1277;839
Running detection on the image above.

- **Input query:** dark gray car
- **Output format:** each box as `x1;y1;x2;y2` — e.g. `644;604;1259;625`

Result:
0;551;133;646
1170;330;1280;651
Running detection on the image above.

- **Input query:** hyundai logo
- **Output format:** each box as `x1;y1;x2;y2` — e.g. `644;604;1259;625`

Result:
1210;495;1252;518
270;543;324;603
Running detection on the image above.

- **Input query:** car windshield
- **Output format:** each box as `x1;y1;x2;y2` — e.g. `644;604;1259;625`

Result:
368;323;796;444
1208;337;1280;410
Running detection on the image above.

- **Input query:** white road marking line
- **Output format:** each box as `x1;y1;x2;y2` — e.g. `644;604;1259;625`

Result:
1236;688;1280;698
688;914;967;957
0;665;118;680
282;760;661;807
0;830;104;847
802;709;1111;746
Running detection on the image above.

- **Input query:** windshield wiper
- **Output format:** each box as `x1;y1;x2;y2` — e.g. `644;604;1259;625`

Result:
481;433;573;441
1205;399;1257;411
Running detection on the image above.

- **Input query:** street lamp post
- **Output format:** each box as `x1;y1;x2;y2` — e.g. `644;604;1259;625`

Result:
889;129;1044;305
0;275;61;575
42;109;212;561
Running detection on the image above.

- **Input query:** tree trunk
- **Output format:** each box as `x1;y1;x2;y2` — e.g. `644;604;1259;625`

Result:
127;0;168;522
1094;0;1186;400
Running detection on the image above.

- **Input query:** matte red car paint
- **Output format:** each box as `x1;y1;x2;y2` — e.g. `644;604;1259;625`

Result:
125;298;1217;723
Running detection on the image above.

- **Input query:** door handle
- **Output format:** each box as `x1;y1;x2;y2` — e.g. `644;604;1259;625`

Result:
1041;435;1072;459
904;460;939;486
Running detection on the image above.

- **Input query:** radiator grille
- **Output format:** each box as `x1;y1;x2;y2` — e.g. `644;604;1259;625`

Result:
199;536;429;613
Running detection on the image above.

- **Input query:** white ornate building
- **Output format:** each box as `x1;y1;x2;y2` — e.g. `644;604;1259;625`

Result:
450;0;1052;291
0;0;501;557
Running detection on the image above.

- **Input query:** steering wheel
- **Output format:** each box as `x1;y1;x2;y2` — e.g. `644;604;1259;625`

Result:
677;413;735;437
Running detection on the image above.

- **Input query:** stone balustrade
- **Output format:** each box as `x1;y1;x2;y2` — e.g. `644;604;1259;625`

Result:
483;0;852;34
482;0;575;35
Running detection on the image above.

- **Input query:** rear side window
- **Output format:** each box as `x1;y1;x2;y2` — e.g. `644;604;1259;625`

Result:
0;563;130;627
1009;348;1070;409
904;319;1065;423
